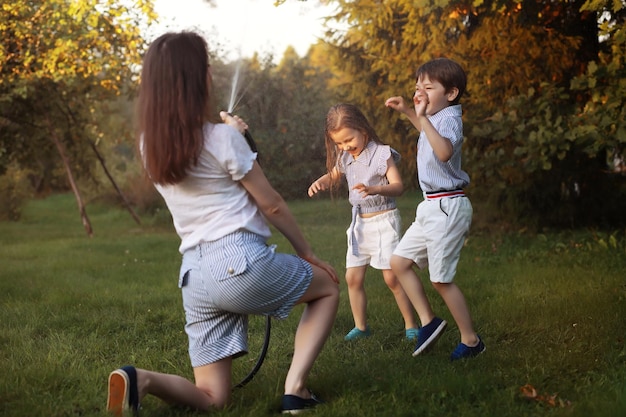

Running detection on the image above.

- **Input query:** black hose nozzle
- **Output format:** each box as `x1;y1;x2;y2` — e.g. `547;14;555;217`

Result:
227;112;258;153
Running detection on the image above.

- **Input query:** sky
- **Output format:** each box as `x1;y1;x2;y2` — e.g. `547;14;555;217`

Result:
150;0;337;61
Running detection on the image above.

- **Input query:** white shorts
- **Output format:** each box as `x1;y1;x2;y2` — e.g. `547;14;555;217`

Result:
346;208;402;270
393;196;472;283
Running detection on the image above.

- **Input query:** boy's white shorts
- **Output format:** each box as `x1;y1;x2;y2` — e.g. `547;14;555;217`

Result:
393;196;472;283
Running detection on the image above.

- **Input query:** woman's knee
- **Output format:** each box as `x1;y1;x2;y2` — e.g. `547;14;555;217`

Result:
300;270;340;304
194;360;232;408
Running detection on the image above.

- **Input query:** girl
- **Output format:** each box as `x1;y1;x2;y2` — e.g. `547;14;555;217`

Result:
106;31;339;416
308;103;418;341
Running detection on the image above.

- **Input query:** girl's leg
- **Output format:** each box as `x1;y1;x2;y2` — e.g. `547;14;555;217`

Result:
381;269;418;330
345;266;368;330
284;264;339;398
131;358;233;412
390;254;434;327
432;282;479;346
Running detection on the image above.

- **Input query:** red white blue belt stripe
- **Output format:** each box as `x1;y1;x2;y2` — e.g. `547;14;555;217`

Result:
425;189;465;199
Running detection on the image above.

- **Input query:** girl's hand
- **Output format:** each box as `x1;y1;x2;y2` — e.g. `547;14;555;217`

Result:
308;179;328;197
300;253;339;284
220;111;249;134
352;183;375;197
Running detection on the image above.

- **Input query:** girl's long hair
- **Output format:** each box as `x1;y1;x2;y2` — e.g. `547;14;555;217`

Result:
137;31;216;185
324;103;383;192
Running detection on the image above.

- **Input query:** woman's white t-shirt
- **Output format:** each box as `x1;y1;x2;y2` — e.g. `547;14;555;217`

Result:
153;122;271;253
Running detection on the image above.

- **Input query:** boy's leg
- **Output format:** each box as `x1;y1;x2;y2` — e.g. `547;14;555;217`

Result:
390;254;434;325
432;282;479;347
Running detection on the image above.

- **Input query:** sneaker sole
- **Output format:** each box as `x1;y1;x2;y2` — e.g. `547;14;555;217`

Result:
107;370;130;416
412;320;447;357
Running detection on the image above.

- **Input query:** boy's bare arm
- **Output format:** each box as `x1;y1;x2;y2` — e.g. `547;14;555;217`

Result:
419;115;453;162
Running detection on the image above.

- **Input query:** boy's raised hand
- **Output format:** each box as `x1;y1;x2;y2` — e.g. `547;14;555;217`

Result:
413;91;429;117
384;96;409;114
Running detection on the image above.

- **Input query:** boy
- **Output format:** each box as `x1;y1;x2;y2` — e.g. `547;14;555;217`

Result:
384;58;485;360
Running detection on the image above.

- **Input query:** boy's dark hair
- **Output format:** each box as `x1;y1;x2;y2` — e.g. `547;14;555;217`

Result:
415;58;466;105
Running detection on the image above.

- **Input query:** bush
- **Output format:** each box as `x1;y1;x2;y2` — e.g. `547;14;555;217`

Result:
0;162;33;221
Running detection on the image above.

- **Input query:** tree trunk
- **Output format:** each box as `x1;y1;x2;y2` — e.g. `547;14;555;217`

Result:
89;140;141;225
48;121;93;237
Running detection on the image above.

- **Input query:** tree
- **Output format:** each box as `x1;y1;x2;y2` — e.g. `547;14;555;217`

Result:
209;44;336;200
323;0;625;228
0;0;156;233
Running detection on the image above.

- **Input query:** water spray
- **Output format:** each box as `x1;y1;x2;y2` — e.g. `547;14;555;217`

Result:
227;59;258;155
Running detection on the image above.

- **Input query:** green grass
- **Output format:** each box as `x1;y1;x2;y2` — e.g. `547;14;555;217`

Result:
1;193;625;417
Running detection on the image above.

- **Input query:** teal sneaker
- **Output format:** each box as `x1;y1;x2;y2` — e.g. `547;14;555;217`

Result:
405;328;419;341
344;326;371;341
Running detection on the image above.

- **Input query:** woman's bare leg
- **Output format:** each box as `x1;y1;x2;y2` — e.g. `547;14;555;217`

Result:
131;357;232;412
284;264;339;398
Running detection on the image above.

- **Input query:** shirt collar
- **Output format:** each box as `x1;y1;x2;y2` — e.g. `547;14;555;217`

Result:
428;104;462;123
342;140;377;166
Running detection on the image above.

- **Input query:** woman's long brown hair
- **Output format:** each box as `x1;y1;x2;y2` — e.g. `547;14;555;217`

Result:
137;32;215;185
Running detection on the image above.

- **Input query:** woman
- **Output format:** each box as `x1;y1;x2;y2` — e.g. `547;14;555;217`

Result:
106;31;339;415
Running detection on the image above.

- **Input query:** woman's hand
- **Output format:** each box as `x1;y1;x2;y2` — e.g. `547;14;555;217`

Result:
220;111;249;134
300;253;339;284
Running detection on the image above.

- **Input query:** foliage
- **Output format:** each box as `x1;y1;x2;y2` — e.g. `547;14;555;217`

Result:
210;45;336;199
0;161;32;220
0;0;155;197
323;0;626;228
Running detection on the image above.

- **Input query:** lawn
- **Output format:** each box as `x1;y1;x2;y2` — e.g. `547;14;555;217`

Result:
0;192;625;416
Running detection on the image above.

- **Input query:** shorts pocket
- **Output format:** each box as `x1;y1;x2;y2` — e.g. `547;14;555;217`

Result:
208;254;248;282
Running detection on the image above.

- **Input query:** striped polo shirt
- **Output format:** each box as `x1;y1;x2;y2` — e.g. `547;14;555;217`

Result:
338;140;400;214
417;104;470;193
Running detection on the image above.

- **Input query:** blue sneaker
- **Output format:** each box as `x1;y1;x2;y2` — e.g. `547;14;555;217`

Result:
412;317;447;356
450;335;486;361
405;328;419;341
344;326;371;341
281;391;323;414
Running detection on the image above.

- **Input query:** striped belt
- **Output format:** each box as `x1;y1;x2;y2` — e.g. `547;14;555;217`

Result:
424;189;465;199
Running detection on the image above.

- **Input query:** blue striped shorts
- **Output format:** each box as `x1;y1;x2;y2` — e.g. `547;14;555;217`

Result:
178;231;313;367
